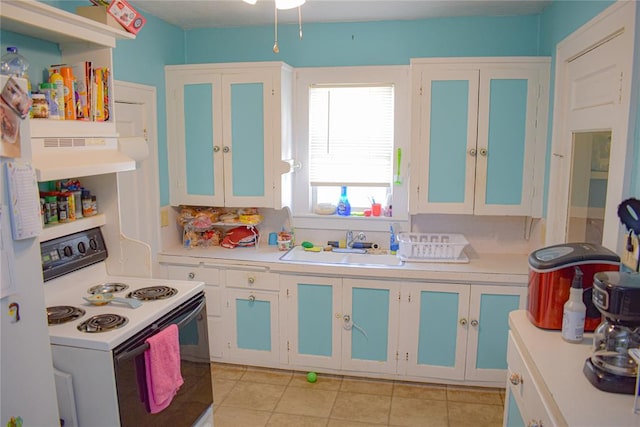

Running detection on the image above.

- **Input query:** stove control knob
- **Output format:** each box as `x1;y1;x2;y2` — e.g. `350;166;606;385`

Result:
89;239;98;250
77;241;87;254
63;246;73;257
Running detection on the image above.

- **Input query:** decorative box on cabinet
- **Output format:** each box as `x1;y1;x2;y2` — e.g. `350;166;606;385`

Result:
409;57;550;217
281;275;399;374
400;282;526;384
224;268;280;364
165;62;293;209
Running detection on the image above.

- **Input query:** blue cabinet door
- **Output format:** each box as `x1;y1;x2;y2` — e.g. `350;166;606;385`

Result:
465;285;526;382
505;390;526;427
342;279;399;374
403;282;469;380
227;289;279;363
282;275;341;369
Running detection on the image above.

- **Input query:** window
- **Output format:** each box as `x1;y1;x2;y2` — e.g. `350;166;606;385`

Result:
292;66;410;228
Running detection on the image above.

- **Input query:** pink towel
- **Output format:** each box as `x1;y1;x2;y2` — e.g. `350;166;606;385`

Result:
144;324;184;414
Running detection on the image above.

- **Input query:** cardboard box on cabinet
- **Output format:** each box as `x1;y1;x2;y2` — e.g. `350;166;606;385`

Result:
76;6;123;30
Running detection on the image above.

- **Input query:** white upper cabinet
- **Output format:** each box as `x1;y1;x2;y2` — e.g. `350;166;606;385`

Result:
409;58;550;216
165;62;293;208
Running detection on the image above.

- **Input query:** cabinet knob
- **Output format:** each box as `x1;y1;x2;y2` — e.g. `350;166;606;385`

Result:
248;294;256;302
188;272;195;279
479;147;488;157
470;319;479;327
509;373;522;385
247;276;255;285
459;318;467;326
527;420;543;427
213;145;221;153
468;148;477;157
343;314;351;322
223;146;230;153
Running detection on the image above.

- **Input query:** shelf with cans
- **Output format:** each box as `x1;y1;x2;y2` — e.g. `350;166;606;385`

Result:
39;178;102;243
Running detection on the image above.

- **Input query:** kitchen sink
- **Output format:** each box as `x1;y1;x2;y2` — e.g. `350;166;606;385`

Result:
279;246;403;266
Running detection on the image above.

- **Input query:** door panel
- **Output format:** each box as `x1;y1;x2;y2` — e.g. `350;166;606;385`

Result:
184;83;215;197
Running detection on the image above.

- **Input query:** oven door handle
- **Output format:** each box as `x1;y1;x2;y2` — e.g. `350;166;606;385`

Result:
114;298;206;363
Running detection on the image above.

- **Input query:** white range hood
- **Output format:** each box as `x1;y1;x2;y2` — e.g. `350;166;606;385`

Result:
31;136;136;181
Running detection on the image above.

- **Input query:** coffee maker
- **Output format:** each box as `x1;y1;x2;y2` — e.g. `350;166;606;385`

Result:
583;271;640;394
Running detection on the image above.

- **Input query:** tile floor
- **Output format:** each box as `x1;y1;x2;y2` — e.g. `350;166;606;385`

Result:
210;363;505;427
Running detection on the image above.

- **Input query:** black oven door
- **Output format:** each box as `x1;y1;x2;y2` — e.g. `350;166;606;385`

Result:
113;292;213;427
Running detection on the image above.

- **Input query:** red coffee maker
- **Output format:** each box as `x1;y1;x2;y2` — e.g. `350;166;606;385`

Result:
527;242;620;331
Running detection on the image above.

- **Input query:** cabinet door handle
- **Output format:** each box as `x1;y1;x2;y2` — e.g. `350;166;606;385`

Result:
470;319;479;327
188;272;195;279
248;294;256;302
343;314;351;322
527;420;543;427
213;145;221;153
247;276;255;285
479;147;488;157
223;146;230;153
468;148;477;157
459;318;467;326
509;373;522;385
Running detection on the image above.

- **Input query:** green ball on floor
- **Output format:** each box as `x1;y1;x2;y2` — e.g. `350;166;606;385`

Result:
306;371;317;383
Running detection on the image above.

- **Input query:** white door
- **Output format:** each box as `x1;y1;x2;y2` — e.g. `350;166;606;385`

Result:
546;2;635;250
115;81;160;265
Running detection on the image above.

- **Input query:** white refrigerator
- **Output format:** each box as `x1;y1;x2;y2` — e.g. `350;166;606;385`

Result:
0;75;59;426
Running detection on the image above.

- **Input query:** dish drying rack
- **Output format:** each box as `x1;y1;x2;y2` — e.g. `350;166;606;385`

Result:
397;233;469;263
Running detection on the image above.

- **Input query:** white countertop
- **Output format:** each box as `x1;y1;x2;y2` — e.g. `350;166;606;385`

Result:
509;310;640;427
159;244;529;285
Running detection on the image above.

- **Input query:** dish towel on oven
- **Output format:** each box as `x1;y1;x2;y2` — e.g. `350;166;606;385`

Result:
144;324;184;414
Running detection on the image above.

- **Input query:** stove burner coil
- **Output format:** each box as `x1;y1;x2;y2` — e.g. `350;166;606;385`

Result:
88;282;129;295
77;314;129;333
47;306;86;325
127;286;178;301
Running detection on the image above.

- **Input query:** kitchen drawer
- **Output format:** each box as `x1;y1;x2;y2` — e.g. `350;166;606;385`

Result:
225;269;278;291
506;331;556;427
166;264;221;285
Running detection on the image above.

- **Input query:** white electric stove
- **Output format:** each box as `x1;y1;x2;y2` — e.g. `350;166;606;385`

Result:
41;227;213;427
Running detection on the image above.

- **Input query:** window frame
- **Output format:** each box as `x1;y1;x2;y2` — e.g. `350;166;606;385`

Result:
292;65;410;231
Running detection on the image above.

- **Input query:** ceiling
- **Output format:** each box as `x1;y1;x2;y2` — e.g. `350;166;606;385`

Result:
132;0;551;30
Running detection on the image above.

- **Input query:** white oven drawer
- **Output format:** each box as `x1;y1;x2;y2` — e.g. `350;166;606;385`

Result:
166;264;220;285
225;269;278;291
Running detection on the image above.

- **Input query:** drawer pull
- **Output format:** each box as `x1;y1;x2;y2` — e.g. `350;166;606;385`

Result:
509;373;522;385
248;295;256;302
188;272;195;279
527;420;542;427
248;276;255;285
459;318;467;326
470;319;479;327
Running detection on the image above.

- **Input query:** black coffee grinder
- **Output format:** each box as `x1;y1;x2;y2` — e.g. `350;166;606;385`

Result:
583;271;640;393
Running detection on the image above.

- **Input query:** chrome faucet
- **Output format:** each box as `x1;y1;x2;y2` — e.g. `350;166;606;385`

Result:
346;230;366;248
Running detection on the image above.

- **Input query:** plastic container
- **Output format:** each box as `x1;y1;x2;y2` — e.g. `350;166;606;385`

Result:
561;267;586;343
0;47;29;78
397;233;468;261
336;186;351;216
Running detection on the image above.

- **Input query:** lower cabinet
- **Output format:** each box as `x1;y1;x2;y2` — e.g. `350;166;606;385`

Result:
224;269;280;364
400;283;526;383
281;276;399;374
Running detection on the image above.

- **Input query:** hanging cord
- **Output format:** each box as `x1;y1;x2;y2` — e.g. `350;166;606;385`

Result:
273;4;279;53
298;5;303;40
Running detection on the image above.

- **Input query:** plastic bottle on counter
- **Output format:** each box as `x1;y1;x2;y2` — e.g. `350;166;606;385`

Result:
0;46;29;78
561;267;586;343
336;186;351;216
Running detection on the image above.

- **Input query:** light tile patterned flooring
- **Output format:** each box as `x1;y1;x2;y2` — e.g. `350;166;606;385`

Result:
210;363;505;427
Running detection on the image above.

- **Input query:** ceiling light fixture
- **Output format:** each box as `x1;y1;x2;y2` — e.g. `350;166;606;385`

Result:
275;0;305;10
243;0;305;53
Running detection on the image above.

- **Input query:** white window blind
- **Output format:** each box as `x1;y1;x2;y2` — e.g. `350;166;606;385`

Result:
308;84;394;187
